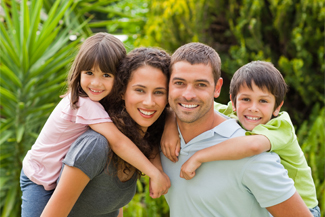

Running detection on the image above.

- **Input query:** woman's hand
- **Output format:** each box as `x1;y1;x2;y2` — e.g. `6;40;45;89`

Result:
149;170;171;198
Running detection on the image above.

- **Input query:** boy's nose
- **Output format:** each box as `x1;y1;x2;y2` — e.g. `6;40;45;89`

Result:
248;103;259;112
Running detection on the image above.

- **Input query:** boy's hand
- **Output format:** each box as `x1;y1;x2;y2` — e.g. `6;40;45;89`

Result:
149;170;171;198
161;132;180;163
180;153;202;180
161;107;180;162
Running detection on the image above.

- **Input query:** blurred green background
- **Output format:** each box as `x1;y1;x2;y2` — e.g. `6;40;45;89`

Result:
0;0;324;216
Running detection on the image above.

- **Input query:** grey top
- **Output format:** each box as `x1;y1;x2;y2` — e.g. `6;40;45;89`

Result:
61;129;137;217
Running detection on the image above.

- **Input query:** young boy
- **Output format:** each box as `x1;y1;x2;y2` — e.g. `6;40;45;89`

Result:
161;61;320;216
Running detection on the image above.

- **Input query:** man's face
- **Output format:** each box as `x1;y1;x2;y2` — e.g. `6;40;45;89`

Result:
168;61;222;124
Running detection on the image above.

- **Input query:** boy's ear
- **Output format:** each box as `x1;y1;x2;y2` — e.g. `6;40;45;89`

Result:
229;94;236;111
273;101;284;116
213;78;223;98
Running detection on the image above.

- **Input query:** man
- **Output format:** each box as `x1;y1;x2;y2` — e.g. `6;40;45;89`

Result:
160;42;312;217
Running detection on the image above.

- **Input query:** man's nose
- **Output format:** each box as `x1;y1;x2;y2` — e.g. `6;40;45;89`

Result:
182;85;196;100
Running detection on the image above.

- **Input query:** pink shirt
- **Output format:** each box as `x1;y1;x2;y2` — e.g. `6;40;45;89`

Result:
23;95;111;190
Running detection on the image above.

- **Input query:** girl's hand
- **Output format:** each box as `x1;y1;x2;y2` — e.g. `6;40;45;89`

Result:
149;170;171;198
180;153;202;180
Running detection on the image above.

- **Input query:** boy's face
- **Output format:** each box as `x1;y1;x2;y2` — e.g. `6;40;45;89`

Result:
231;82;283;131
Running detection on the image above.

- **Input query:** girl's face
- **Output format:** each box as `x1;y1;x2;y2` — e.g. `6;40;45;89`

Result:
123;65;168;133
80;65;114;101
231;82;283;131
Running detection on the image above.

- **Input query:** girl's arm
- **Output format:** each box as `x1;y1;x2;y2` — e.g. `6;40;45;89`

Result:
41;165;90;217
180;135;271;180
160;107;180;163
117;208;123;217
90;122;170;198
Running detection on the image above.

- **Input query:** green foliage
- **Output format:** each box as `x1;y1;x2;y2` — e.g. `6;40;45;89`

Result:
0;0;89;216
124;176;169;217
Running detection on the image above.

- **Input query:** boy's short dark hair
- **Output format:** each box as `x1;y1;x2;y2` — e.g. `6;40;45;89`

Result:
230;61;288;109
170;42;221;84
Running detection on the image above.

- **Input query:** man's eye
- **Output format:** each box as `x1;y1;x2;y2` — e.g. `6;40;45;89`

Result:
175;81;183;85
198;83;207;87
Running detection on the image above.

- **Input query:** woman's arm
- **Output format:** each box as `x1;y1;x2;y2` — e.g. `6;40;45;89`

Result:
41;165;90;217
180;135;271;180
90;122;170;198
117;207;123;217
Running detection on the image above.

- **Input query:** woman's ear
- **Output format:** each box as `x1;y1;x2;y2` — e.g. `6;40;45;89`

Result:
121;93;125;100
273;101;284;116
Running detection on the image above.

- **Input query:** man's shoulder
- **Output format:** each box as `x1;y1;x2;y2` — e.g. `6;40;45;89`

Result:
212;113;246;138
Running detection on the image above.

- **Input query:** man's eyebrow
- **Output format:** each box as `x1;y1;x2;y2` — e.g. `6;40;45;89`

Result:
195;79;210;84
171;77;186;81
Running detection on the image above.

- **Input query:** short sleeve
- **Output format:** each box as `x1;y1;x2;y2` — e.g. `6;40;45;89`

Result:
241;152;296;208
62;130;109;179
246;112;295;151
61;96;112;125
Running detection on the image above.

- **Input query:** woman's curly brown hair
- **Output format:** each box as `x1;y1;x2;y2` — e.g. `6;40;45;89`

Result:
102;47;171;176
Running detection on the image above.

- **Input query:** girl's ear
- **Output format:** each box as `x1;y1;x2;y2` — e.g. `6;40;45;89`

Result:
230;94;236;112
273;101;284;116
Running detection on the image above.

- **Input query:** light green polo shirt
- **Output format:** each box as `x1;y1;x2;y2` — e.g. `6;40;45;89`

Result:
214;101;318;208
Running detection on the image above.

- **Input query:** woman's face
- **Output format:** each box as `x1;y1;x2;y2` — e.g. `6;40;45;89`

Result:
123;65;168;132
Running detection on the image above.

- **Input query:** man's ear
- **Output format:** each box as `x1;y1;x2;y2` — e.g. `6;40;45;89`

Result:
230;94;236;112
273;101;284;116
213;78;223;98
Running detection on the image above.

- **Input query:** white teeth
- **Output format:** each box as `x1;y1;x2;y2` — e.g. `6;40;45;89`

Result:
139;109;155;115
181;103;198;108
90;88;103;93
246;116;260;120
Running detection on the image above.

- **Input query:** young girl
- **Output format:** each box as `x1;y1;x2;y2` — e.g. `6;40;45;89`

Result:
41;47;170;217
20;33;170;217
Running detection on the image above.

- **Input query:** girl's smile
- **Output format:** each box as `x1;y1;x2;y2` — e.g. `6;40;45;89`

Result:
80;65;114;102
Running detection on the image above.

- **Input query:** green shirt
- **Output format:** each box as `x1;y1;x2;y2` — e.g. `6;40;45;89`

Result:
214;101;318;208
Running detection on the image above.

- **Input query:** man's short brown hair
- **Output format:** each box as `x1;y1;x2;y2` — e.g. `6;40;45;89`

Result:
170;42;221;84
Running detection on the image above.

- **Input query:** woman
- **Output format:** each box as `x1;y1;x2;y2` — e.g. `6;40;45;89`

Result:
41;47;171;217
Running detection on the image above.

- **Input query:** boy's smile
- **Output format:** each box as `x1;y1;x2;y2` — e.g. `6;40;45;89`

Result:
231;82;282;131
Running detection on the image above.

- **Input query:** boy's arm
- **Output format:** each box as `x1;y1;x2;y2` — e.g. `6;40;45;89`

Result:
160;107;180;162
90;122;169;198
266;191;312;217
180;135;271;180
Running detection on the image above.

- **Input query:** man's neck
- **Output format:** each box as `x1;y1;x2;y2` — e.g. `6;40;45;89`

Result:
177;110;227;144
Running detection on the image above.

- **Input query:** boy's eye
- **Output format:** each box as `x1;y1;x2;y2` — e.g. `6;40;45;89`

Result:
85;71;93;75
260;99;268;103
242;98;250;101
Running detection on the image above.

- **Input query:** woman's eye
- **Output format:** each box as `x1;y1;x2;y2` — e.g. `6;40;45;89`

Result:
154;91;165;95
136;89;144;93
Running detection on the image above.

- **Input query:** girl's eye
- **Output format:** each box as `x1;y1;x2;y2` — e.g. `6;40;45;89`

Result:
103;73;112;78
